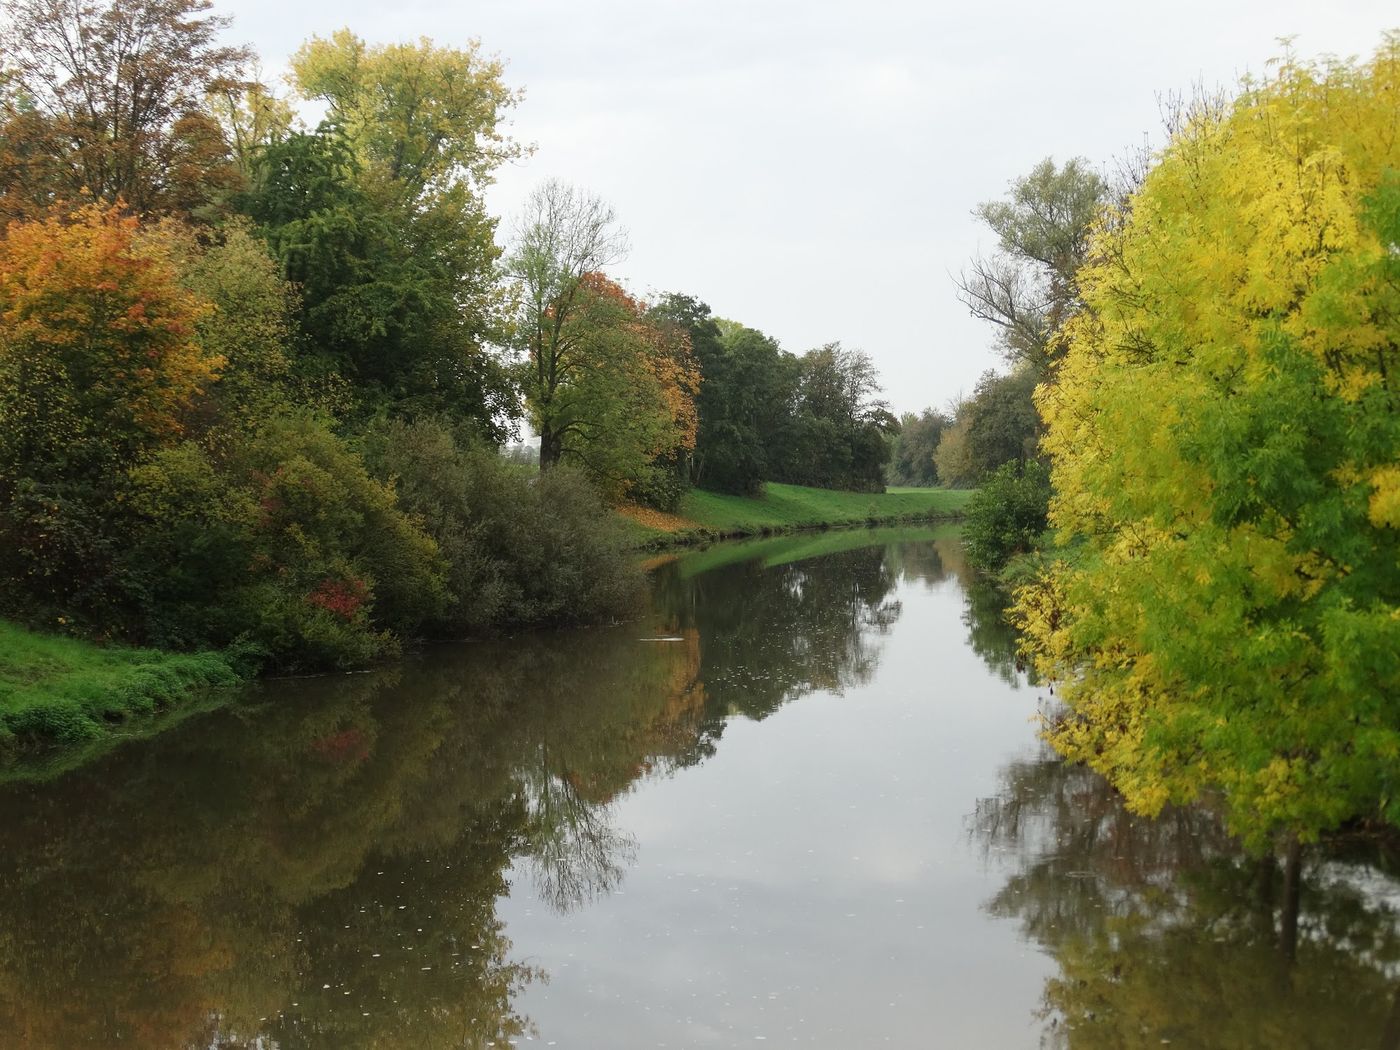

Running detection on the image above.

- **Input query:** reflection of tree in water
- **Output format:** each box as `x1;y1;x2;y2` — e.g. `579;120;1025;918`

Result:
653;543;903;725
521;758;636;913
0;624;709;1049
932;535;1037;687
972;750;1400;1048
0;535;946;1047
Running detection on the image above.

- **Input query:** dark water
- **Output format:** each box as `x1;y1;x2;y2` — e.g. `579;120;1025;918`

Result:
0;528;1397;1048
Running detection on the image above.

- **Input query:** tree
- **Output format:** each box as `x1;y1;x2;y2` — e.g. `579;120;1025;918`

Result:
961;459;1050;570
933;367;1040;487
1016;39;1400;847
0;203;221;624
238;122;513;430
507;179;628;469
0;0;251;220
147;218;296;421
956;157;1107;373
289;29;524;196
887;408;948;487
545;273;699;502
0;203;219;483
648;301;799;496
771;343;896;492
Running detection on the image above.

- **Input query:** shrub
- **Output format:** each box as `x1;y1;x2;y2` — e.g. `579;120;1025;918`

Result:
963;459;1051;571
126;412;445;670
362;417;641;633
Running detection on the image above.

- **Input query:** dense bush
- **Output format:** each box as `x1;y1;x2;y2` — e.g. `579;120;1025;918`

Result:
126;413;446;670
962;460;1051;571
362;418;641;633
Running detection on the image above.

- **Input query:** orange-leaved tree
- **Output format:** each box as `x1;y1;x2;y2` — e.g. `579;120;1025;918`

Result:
0;203;220;480
0;202;221;624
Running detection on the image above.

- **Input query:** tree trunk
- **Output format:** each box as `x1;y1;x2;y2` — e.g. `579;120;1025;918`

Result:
539;425;563;470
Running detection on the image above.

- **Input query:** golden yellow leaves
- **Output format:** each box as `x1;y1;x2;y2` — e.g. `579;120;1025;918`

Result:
1018;38;1400;845
1368;466;1400;528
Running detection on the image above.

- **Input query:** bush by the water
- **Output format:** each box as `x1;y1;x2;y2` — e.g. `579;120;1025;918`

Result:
962;460;1050;571
125;412;447;671
363;418;641;633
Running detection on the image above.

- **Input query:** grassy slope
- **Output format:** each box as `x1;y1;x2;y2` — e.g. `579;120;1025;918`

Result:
623;482;972;547
0;621;240;749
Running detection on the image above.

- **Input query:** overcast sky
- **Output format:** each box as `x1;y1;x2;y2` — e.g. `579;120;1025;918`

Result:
218;0;1397;415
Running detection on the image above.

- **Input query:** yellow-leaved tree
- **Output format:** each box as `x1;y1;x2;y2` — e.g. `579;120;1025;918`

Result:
1018;38;1400;848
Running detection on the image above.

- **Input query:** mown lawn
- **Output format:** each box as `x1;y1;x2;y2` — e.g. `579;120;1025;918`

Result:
0;621;240;748
621;482;972;546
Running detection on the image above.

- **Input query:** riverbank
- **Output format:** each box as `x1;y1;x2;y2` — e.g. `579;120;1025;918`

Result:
0;621;241;753
619;482;972;548
3;486;969;756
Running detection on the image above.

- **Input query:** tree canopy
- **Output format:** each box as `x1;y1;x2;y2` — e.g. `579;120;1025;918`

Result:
0;0;251;221
1017;40;1400;847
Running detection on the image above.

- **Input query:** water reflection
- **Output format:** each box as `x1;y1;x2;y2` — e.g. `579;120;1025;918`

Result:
7;527;1391;1048
0;530;930;1048
974;751;1400;1048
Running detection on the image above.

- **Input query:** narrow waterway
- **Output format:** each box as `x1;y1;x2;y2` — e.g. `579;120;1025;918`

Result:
0;527;1396;1048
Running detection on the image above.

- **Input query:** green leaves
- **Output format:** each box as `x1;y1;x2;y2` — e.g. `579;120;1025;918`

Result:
1020;39;1400;847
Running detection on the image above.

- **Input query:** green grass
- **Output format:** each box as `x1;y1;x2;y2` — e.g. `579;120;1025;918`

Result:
0;621;241;750
629;482;972;548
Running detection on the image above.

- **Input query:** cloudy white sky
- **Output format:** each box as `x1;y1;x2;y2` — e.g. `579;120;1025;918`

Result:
219;0;1396;414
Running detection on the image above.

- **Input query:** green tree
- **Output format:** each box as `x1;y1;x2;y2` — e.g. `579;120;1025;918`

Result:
962;459;1050;570
238;122;513;429
1017;39;1400;847
773;342;896;492
957;157;1106;372
648;300;800;496
507;179;628;469
544;273;699;502
887;408;948;487
933;367;1040;487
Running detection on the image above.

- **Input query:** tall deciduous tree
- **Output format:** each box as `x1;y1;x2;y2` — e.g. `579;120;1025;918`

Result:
544;273;699;502
238;121;513;429
957;157;1106;373
289;29;524;196
508;179;628;469
888;408;949;487
772;343;896;492
1017;39;1400;847
0;203;219;481
0;0;251;220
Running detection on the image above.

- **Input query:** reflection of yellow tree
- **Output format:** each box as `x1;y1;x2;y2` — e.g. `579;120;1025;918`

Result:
973;754;1400;1048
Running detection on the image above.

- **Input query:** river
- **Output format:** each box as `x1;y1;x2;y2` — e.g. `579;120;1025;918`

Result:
0;527;1396;1048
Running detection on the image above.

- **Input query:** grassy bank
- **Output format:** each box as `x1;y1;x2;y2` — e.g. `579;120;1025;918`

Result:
620;482;972;548
0;622;241;750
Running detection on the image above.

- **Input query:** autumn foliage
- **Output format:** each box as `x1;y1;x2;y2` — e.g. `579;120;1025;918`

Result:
0;204;220;479
1017;40;1400;846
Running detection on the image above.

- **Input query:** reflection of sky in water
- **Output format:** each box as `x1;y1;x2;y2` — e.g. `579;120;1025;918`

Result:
500;540;1054;1047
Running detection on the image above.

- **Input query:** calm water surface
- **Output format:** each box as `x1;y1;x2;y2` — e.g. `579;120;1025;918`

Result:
1;528;1397;1048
